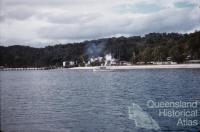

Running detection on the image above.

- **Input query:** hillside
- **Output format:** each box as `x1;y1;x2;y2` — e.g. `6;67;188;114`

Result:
0;31;199;67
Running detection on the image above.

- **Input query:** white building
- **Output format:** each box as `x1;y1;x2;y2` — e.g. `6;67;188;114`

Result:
69;61;75;66
63;61;66;67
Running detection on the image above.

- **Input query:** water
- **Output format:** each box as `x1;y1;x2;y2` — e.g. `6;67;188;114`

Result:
1;69;200;132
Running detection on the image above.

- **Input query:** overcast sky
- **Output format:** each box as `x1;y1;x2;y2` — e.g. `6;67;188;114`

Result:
0;0;200;47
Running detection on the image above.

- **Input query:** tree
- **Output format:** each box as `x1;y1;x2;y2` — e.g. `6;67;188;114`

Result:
169;45;184;63
141;48;153;63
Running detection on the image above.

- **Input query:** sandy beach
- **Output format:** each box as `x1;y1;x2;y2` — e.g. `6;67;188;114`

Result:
69;64;200;70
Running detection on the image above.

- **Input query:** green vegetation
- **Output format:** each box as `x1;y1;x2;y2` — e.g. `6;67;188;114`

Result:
0;31;199;67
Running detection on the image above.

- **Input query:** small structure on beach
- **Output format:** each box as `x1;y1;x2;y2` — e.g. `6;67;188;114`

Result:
63;61;66;67
69;61;75;66
186;60;200;64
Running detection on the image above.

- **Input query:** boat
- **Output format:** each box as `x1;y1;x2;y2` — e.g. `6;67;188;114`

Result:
93;66;113;72
93;54;114;72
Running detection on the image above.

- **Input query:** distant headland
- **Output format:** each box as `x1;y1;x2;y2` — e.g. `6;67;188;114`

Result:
0;31;199;69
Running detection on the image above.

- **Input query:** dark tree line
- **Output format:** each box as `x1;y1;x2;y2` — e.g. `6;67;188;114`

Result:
0;31;199;67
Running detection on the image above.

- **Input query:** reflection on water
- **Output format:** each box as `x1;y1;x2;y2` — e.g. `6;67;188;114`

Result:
1;69;200;132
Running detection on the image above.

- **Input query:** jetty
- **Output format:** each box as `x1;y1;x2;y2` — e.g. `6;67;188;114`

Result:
0;67;56;71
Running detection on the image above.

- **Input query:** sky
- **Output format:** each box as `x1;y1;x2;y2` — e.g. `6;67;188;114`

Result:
0;0;200;47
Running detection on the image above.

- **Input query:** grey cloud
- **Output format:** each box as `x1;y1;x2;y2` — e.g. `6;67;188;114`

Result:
115;8;200;35
3;0;98;7
1;0;199;46
45;13;100;24
37;25;105;40
0;14;6;22
4;0;71;6
6;7;36;20
1;6;37;21
37;8;200;41
37;16;131;40
149;9;199;32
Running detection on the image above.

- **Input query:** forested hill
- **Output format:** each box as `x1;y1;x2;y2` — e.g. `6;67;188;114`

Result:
0;31;199;67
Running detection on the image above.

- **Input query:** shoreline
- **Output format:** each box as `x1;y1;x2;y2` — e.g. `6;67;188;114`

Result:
1;64;200;71
69;64;200;70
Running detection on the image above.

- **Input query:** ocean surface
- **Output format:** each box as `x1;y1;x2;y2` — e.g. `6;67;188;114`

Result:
1;69;200;132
